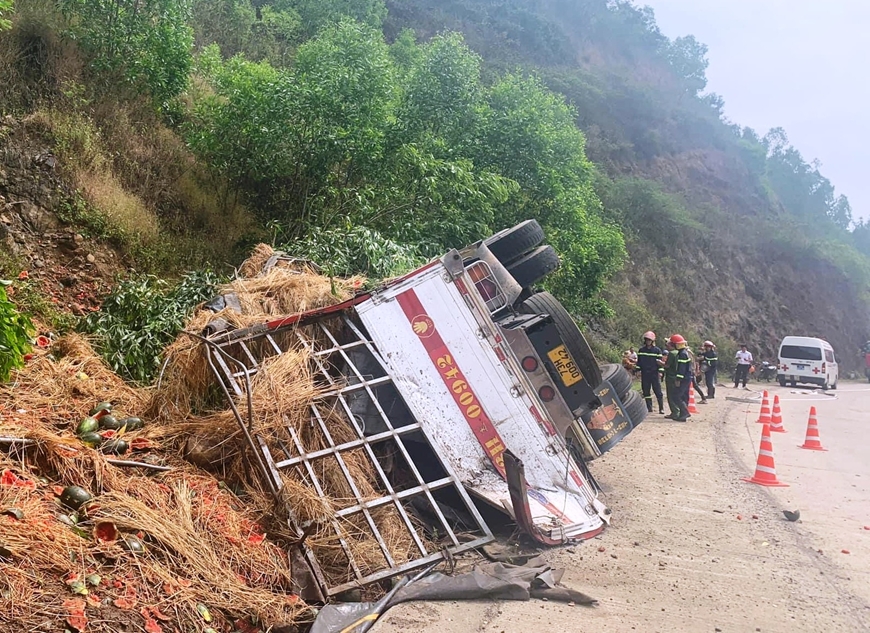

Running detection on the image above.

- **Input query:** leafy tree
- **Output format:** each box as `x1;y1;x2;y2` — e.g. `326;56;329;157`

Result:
829;195;853;230
83;271;222;384
292;0;386;35
393;31;483;150
60;0;194;103
186;54;286;188
191;0;257;56
249;1;303;65
186;24;625;310
190;0;301;65
667;35;708;94
0;0;13;31
762;127;852;230
479;73;626;309
291;223;421;278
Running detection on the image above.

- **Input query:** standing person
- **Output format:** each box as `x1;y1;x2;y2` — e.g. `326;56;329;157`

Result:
671;334;693;421
689;346;708;404
701;341;718;399
662;338;682;420
637;332;664;414
734;344;753;389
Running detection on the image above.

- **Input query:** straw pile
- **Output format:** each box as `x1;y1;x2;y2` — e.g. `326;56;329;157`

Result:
0;243;428;631
0;337;308;632
146;244;364;420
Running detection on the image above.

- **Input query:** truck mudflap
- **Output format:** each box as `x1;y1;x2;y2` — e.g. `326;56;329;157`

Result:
579;380;640;455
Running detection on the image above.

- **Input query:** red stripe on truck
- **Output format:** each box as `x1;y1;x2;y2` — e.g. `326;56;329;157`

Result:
397;288;508;479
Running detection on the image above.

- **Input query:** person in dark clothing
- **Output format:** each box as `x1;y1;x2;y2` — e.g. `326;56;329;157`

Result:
671;334;693;422
690;348;708;404
637;331;664;414
663;339;681;419
701;340;718;399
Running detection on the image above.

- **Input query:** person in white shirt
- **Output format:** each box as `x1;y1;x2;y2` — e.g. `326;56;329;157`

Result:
734;344;753;389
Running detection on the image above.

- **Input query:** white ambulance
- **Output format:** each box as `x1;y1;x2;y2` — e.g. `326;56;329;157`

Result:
777;336;838;389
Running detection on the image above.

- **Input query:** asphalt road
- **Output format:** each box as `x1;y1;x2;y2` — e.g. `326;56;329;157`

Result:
724;381;870;612
374;381;870;632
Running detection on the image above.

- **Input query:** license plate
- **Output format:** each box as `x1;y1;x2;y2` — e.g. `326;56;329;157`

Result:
796;364;807;370
548;345;583;386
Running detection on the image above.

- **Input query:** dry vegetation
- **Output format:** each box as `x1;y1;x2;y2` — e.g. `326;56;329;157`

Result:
0;245;423;632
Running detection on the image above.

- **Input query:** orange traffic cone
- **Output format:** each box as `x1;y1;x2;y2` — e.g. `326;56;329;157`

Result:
688;386;698;414
757;390;771;424
769;395;786;433
743;423;789;487
799;406;828;451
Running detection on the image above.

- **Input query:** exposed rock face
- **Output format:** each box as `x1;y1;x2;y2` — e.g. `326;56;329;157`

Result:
0;117;122;317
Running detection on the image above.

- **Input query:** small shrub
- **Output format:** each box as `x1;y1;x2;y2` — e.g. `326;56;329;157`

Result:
78;170;161;244
83;270;224;384
0;279;34;382
0;0;14;31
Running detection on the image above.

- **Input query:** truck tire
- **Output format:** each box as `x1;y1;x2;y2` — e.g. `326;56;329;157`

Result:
507;245;560;290
600;363;632;400
484;220;545;265
521;291;602;387
621;389;648;428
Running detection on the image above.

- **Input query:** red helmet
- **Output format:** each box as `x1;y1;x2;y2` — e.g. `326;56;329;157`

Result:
669;334;686;345
642;331;656;341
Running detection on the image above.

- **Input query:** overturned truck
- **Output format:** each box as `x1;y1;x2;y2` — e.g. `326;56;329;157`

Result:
199;221;646;599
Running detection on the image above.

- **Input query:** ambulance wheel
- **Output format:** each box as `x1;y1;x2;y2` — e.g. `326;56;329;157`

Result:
778;376;786;387
521;291;602;387
484;220;545;265
621;389;648;428
506;245;560;290
600;363;632;400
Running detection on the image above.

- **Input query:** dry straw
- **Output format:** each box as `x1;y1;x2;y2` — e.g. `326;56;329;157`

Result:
146;243;364;421
0;245;429;631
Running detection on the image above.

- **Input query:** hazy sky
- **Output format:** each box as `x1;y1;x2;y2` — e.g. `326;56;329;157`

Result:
642;1;870;221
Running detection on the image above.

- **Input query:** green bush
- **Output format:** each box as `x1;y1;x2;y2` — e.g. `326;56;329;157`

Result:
83;270;223;384
0;0;13;30
0;280;34;382
59;0;193;104
290;223;422;279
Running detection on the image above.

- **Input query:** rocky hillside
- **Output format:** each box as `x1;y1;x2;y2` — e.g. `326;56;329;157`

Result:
1;0;868;372
385;0;870;368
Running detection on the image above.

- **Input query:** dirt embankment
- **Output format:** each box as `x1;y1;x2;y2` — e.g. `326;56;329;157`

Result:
1;116;123;315
621;236;870;372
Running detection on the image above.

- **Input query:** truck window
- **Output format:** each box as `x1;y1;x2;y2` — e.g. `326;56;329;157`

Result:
466;261;506;312
780;345;823;361
825;349;834;363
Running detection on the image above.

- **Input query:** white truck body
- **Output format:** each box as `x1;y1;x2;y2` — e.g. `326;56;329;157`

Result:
357;257;608;541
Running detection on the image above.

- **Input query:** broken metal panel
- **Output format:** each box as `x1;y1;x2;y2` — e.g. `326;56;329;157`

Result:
356;264;607;541
205;314;493;597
